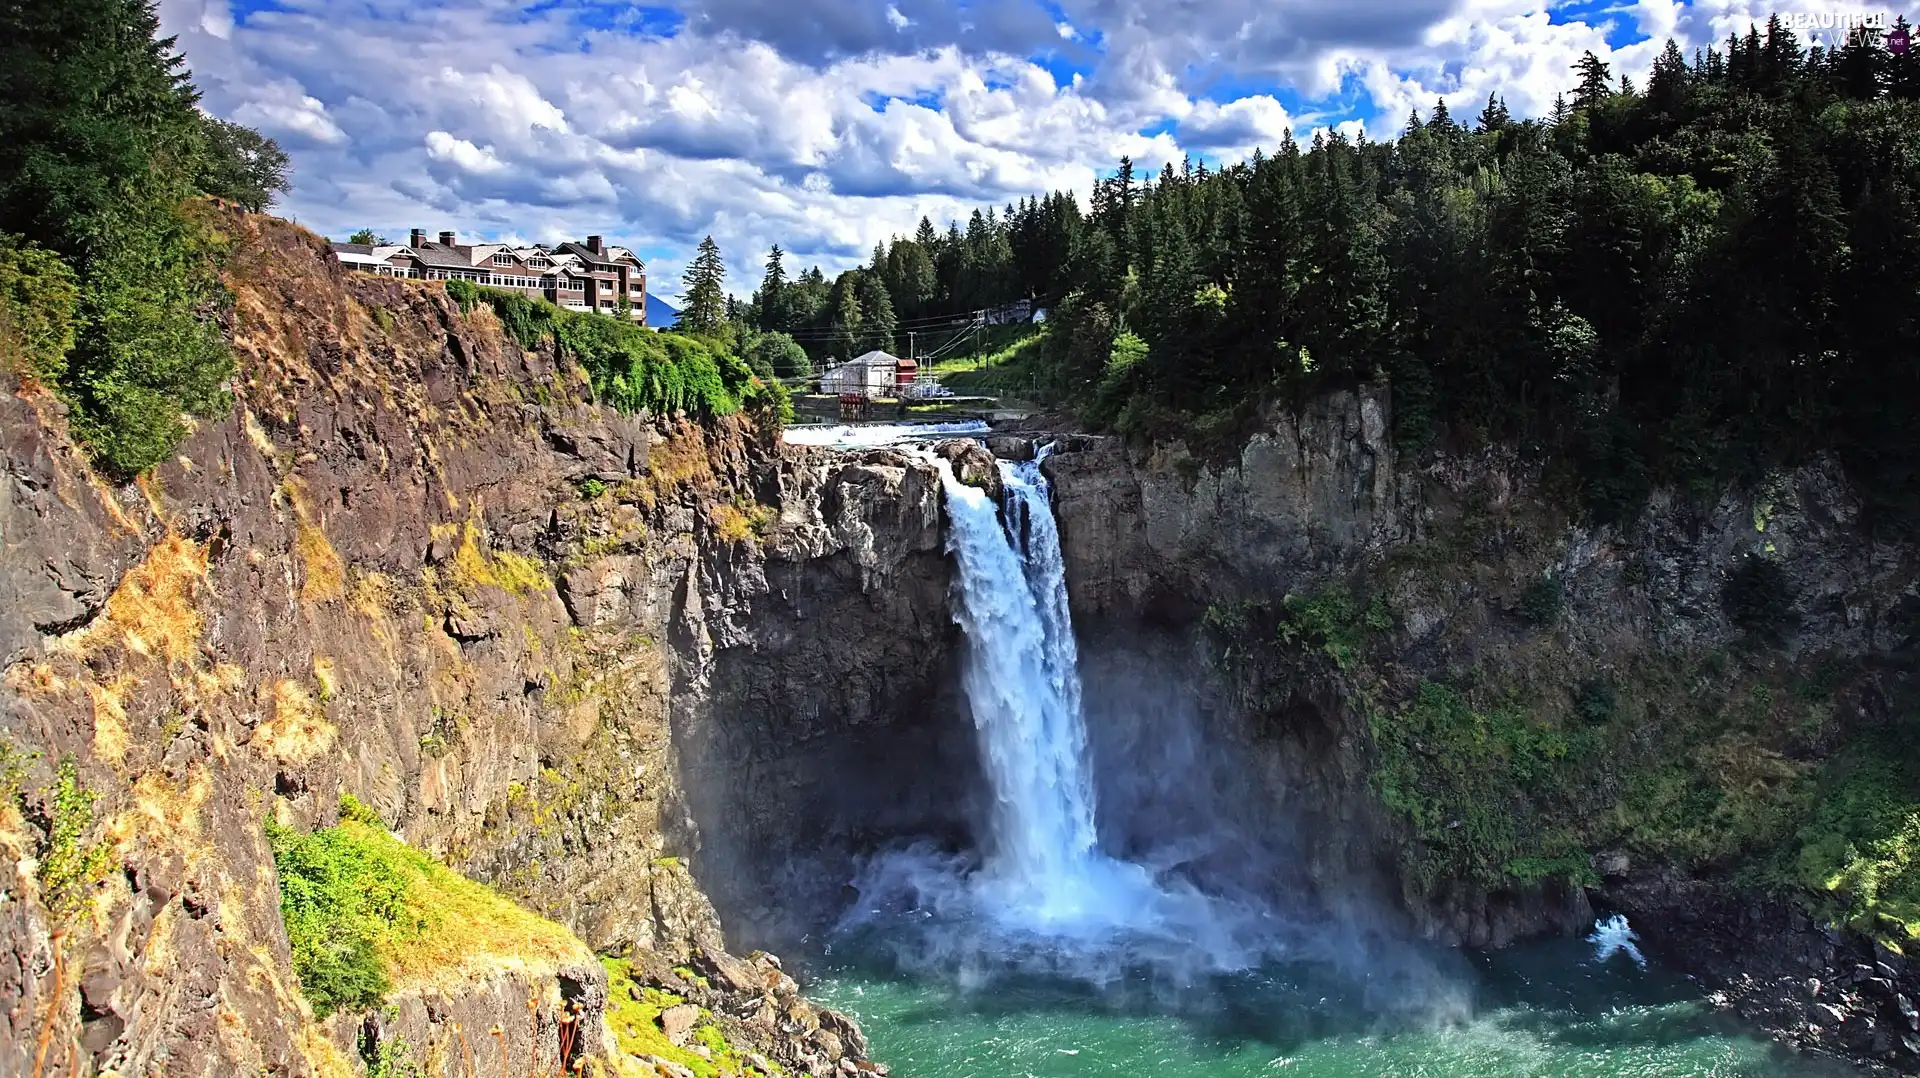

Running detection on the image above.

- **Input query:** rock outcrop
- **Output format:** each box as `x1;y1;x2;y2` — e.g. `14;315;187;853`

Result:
1039;384;1920;1072
0;211;949;1076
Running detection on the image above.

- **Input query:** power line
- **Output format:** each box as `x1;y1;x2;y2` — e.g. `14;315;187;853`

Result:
763;314;986;388
759;307;993;341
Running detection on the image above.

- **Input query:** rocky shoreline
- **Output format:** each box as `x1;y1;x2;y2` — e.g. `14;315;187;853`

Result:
1603;868;1920;1075
624;945;881;1078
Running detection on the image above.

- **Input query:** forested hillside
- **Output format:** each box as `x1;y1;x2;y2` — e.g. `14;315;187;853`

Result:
753;20;1920;527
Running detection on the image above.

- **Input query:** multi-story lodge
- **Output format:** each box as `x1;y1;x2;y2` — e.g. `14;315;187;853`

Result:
329;229;647;324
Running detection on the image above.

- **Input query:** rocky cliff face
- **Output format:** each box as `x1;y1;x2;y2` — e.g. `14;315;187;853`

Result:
1042;384;1920;1070
0;213;956;1077
7;213;1917;1077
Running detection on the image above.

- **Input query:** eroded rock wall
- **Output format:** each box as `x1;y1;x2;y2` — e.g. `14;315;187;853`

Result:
1049;385;1916;932
1042;384;1920;1069
0;213;954;1077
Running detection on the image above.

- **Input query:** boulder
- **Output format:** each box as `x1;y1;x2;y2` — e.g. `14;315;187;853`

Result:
932;440;1003;501
984;435;1035;461
659;1004;701;1047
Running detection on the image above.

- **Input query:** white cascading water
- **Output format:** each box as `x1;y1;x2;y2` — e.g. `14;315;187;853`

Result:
940;449;1120;926
928;447;1259;964
1588;914;1647;969
846;442;1480;1011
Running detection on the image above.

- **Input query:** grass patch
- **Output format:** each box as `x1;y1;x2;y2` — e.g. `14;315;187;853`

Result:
647;431;714;490
1370;680;1595;890
255;678;337;765
296;519;346;603
66;533;207;663
925;324;1041;375
709;499;775;544
601;957;759;1078
438;518;550;597
269;794;590;1017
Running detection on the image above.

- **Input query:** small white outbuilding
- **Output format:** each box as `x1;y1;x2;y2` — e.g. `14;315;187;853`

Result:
819;350;902;397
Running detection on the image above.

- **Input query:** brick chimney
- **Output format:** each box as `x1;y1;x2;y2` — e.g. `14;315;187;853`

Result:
410;228;426;248
587;235;604;254
439;230;456;247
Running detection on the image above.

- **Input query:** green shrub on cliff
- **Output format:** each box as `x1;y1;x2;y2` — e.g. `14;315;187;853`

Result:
556;313;745;419
1277;591;1391;672
1791;738;1920;941
1205;589;1391;676
268;793;589;1017
0;236;78;383
601;957;757;1078
443;277;480;311
450;283;792;427
1519;574;1563;627
1370;680;1592;889
480;286;561;350
267;803;407;1016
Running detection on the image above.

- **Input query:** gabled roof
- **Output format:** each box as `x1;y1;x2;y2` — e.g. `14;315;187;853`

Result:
554;241;619;267
404;241;478;269
330;241;374;256
850;350;902;367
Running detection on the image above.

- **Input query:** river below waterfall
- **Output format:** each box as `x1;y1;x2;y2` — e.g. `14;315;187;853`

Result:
820;444;1851;1077
809;937;1855;1078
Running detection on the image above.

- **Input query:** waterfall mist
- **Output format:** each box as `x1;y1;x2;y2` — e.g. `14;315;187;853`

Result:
837;447;1467;1024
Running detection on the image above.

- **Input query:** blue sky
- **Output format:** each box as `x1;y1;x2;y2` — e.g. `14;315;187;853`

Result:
160;0;1920;298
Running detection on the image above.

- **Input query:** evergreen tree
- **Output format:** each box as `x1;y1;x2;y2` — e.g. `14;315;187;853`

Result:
195;117;290;212
756;244;787;331
854;270;896;353
824;271;862;360
1572;52;1614;109
1477;92;1512;133
772;39;1920;523
677;235;727;335
0;0;237;475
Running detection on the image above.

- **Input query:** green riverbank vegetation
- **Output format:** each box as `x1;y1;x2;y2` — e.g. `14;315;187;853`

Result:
443;279;792;428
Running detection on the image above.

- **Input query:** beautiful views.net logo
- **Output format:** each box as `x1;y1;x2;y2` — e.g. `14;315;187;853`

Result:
1778;10;1911;53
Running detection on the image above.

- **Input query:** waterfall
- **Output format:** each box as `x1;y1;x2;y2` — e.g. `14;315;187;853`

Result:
842;442;1273;982
936;450;1129;928
842;443;1465;1003
929;448;1258;963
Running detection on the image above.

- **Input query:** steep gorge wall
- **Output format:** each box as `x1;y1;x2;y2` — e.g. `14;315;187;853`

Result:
0;213;960;1077
1042;385;1920;1067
